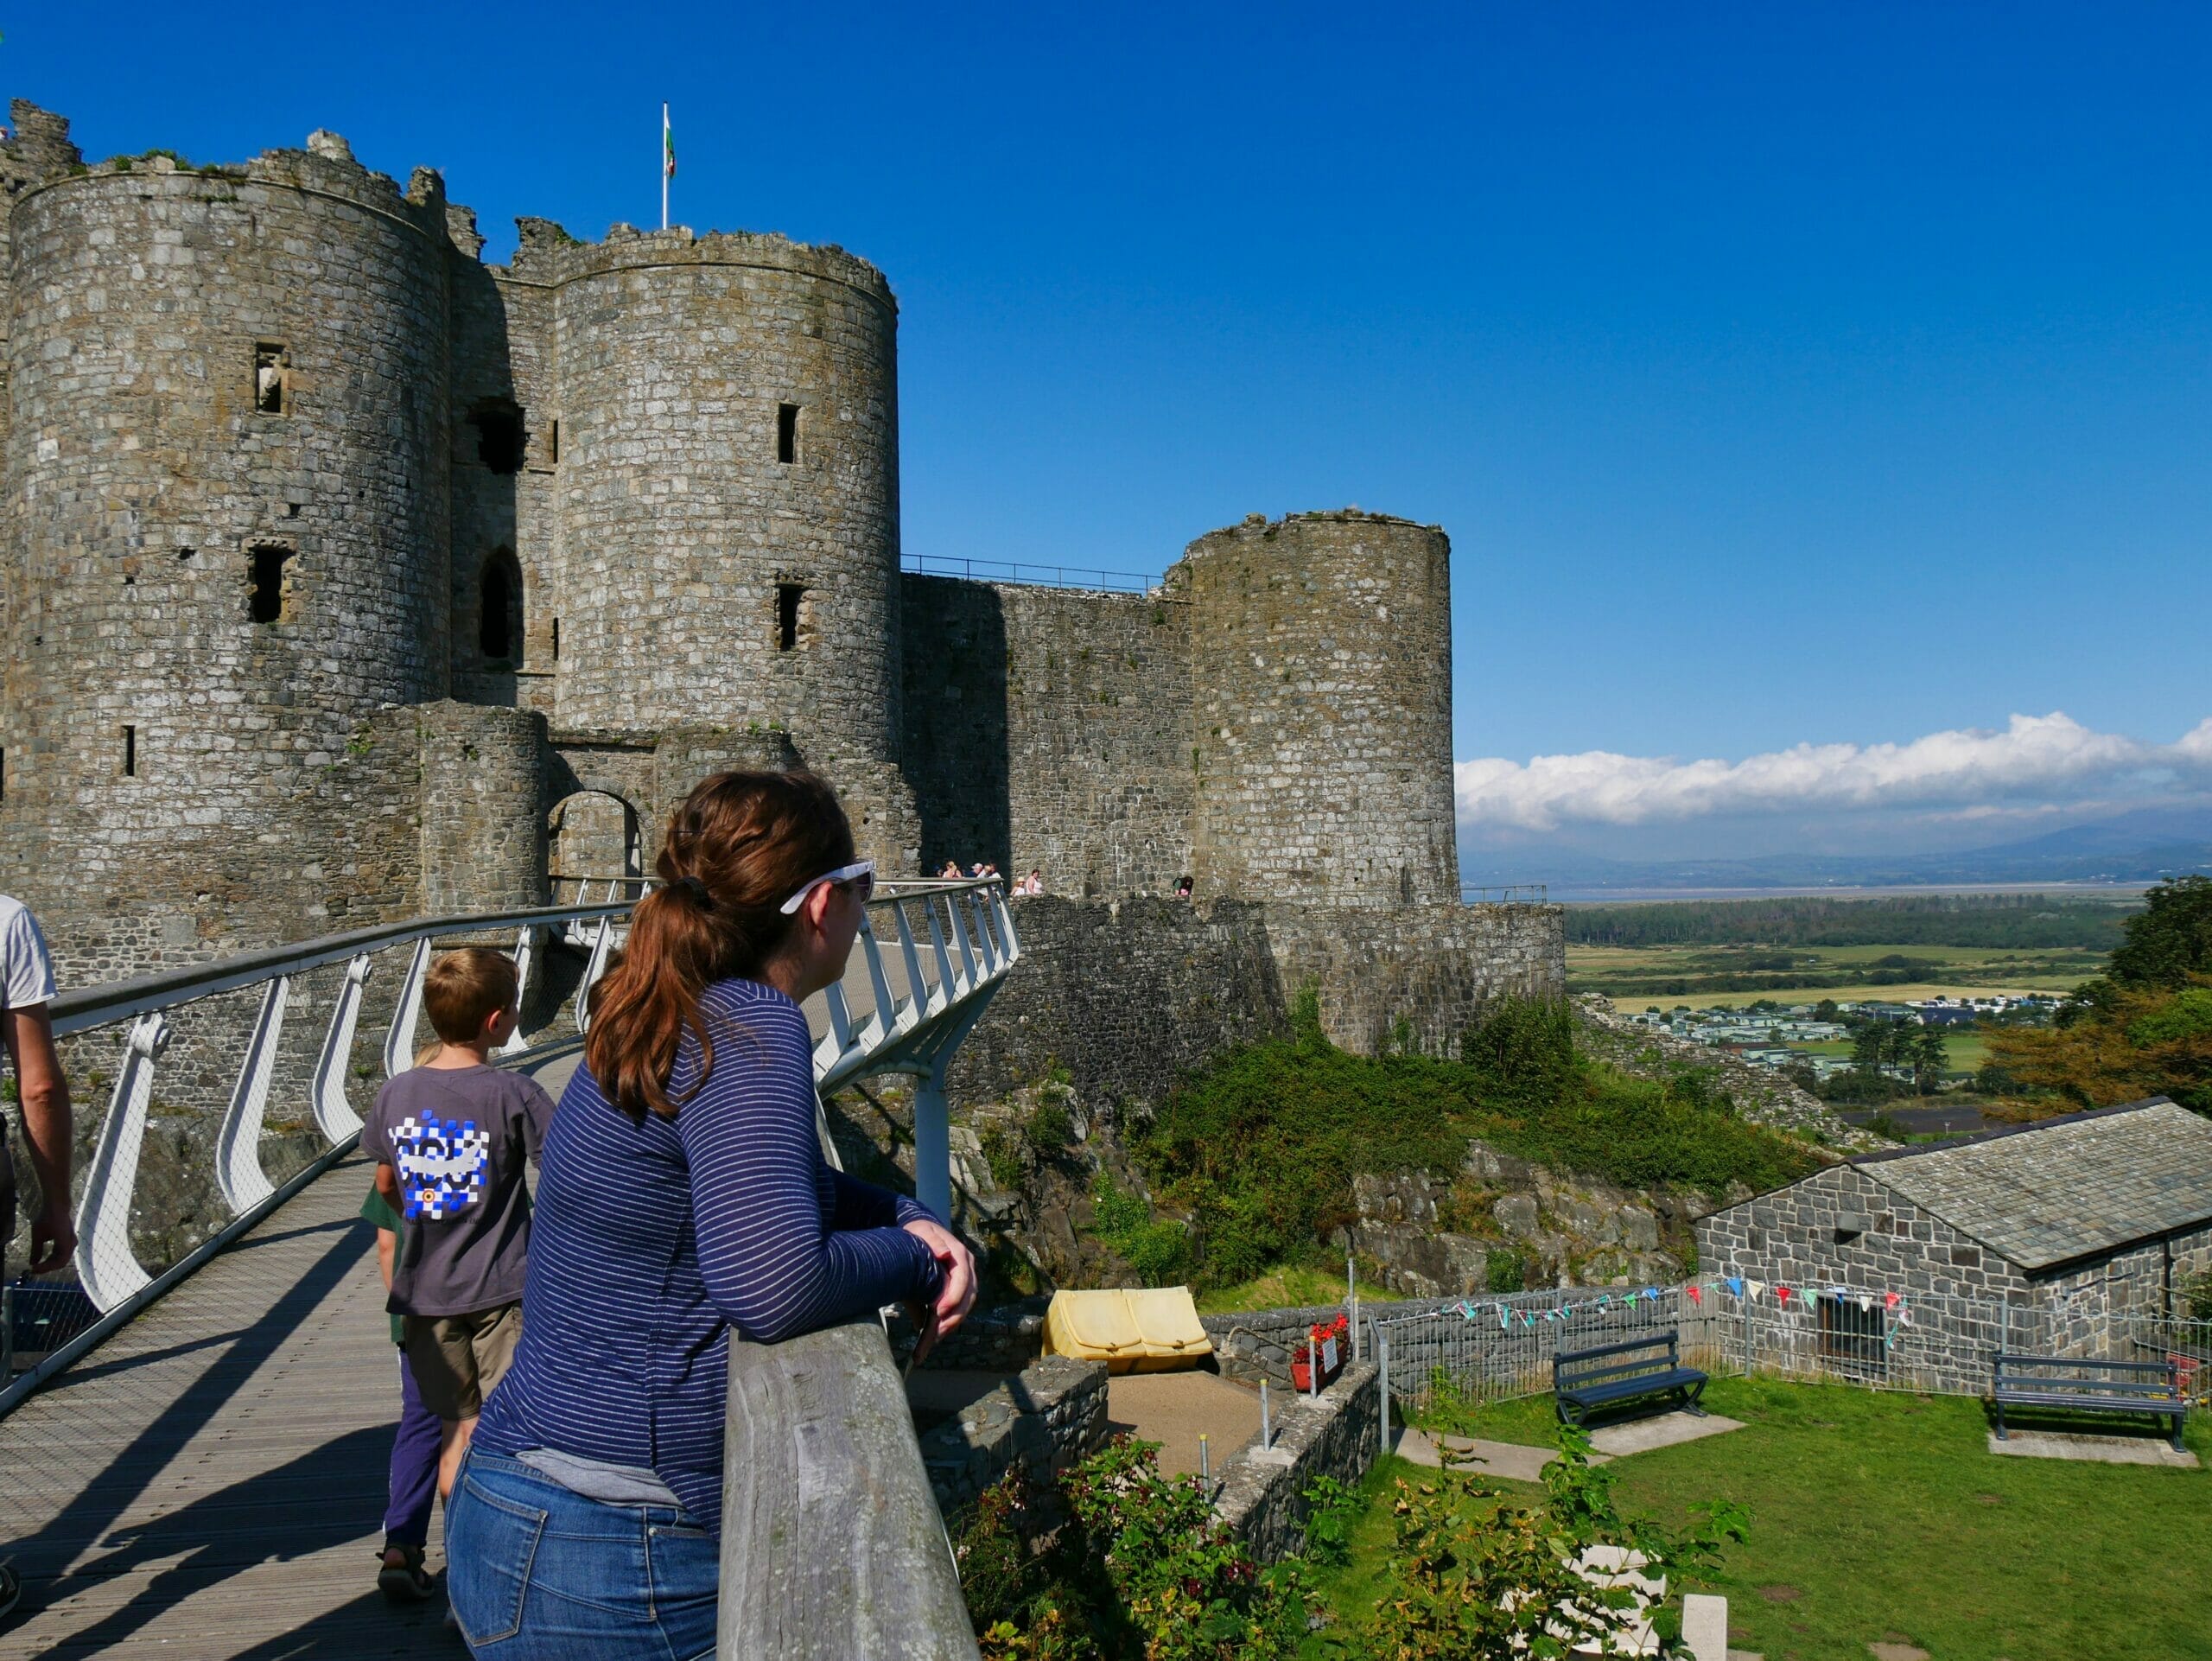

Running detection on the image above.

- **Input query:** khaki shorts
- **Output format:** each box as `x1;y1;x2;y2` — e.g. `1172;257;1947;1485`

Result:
404;1303;522;1421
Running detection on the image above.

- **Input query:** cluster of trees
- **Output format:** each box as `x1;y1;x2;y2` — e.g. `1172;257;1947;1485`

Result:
1566;894;2132;951
1985;875;2212;1115
1797;1018;1950;1104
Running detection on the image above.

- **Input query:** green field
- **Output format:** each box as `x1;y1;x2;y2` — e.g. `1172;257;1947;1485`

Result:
1306;1378;2212;1661
1570;938;2101;1009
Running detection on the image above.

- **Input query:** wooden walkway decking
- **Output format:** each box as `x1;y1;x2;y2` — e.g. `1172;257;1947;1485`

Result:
0;1152;461;1658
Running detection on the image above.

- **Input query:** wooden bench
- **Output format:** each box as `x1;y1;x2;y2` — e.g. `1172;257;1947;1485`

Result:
1554;1332;1707;1429
1991;1352;2185;1451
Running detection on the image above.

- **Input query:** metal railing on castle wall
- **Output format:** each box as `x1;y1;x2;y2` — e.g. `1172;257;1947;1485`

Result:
1460;883;1549;905
901;553;1167;595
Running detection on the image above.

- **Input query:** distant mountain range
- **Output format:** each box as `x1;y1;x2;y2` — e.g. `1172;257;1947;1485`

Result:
1463;807;2212;896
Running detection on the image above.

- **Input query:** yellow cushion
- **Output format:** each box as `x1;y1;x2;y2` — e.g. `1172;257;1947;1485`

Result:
1123;1287;1212;1356
1046;1289;1144;1358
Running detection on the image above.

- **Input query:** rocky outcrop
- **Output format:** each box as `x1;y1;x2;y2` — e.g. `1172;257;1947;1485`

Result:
1341;1140;1748;1295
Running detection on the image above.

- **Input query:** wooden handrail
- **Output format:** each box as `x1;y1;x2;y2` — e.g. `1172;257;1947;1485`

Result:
719;1317;980;1660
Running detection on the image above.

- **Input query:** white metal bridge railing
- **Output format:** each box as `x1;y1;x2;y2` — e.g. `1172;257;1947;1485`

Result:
0;876;1019;1416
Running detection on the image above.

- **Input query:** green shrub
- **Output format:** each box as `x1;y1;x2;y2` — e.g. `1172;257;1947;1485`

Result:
1485;1248;1525;1294
1300;1473;1358;1567
1089;1173;1191;1287
1364;1427;1745;1658
1461;995;1578;1111
1025;1099;1074;1158
959;1437;1313;1658
980;1126;1026;1192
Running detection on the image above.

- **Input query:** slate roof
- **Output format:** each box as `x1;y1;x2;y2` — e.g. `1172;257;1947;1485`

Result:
1847;1098;2212;1273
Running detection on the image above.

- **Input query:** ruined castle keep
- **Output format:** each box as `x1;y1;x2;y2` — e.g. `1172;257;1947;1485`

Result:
0;104;1559;1057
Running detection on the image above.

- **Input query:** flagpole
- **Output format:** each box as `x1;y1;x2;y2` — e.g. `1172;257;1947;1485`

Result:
661;103;669;230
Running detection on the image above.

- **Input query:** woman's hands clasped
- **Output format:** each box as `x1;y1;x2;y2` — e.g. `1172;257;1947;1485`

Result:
901;1217;978;1365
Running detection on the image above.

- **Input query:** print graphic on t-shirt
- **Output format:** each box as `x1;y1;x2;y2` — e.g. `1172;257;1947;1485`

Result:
394;1113;490;1219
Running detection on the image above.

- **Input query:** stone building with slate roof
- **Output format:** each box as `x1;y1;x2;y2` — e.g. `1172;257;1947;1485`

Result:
1696;1098;2212;1391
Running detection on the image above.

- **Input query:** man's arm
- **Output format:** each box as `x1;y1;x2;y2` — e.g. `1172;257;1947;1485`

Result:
375;1225;397;1291
374;1161;401;1208
4;1003;73;1274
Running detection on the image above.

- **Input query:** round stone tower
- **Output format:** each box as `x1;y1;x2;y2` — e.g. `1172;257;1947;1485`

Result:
3;134;451;969
1182;511;1459;908
549;229;903;767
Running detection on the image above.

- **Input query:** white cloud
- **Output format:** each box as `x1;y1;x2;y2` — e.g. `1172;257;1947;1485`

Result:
1456;713;2212;831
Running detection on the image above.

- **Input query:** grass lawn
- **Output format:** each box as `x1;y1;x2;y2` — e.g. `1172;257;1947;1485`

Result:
1306;1377;2212;1661
1193;1262;1402;1314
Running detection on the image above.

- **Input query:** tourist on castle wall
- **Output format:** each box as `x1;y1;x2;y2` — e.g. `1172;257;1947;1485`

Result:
448;771;976;1658
0;893;67;1627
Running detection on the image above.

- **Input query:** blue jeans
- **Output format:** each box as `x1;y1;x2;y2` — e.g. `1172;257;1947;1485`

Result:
445;1450;717;1661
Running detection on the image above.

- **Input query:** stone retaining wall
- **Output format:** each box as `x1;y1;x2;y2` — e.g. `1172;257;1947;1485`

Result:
1212;1359;1380;1564
919;1354;1109;1516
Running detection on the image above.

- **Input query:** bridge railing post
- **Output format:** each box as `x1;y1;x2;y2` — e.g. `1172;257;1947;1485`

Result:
382;937;432;1078
213;976;290;1215
73;1012;172;1312
311;953;373;1140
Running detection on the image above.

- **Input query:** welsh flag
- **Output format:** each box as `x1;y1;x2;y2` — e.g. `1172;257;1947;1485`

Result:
664;117;677;180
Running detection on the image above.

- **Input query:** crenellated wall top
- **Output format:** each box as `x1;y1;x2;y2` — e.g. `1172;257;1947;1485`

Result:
499;217;896;310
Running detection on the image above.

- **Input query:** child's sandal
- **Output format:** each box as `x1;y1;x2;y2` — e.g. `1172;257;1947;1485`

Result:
376;1545;435;1603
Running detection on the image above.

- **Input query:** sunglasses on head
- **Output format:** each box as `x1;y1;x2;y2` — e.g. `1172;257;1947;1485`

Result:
778;859;876;915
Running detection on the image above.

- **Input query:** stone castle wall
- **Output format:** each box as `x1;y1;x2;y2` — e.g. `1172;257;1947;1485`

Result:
1265;902;1567;1056
903;577;1194;894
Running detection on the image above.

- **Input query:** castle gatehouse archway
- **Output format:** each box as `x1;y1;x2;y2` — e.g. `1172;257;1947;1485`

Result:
548;789;642;883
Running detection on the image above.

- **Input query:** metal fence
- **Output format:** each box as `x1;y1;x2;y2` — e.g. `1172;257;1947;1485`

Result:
1375;1278;2212;1416
1460;883;1550;905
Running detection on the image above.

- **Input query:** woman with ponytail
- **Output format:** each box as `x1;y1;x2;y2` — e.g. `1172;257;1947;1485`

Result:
448;771;975;1658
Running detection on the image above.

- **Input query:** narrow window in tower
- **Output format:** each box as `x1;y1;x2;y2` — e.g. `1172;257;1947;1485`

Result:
248;544;294;624
550;618;561;661
548;418;561;466
480;553;521;662
122;726;137;779
253;343;287;415
777;403;800;465
776;583;804;652
470;402;526;474
1;748;8;803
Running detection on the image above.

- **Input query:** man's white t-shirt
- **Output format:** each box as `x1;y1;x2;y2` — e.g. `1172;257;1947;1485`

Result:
0;896;55;1015
0;894;57;1205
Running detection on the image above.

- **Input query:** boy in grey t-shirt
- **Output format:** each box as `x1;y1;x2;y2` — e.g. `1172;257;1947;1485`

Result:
362;946;554;1500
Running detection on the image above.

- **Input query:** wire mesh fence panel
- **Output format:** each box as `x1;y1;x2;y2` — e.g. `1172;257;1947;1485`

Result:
1376;1283;1707;1411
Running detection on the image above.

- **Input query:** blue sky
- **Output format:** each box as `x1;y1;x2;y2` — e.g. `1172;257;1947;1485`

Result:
13;3;2212;858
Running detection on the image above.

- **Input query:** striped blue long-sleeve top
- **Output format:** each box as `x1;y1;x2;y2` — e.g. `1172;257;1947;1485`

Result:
471;977;944;1531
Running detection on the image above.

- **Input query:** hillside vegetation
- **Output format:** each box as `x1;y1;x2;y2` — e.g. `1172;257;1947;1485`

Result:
1126;992;1818;1289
